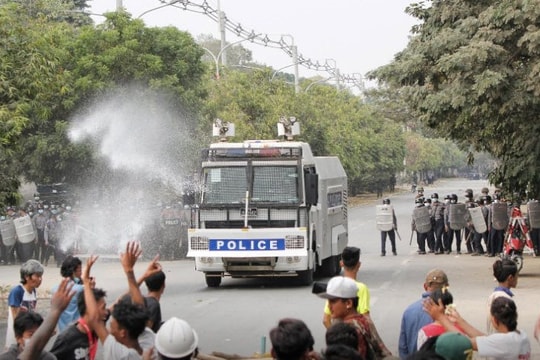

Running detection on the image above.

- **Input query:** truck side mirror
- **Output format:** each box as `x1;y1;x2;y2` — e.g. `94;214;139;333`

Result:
305;173;318;205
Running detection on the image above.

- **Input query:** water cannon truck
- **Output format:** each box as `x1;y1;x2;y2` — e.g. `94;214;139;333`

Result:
187;118;348;287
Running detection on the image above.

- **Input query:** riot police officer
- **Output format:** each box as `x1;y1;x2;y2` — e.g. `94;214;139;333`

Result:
378;198;397;256
463;189;475;253
487;193;508;257
430;193;445;254
444;194;466;254
412;198;430;254
424;198;435;252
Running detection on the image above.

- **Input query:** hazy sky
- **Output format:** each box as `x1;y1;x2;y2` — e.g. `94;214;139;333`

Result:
89;0;418;84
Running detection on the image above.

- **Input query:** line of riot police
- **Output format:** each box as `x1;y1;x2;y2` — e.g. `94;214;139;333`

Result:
0;197;192;265
409;187;540;260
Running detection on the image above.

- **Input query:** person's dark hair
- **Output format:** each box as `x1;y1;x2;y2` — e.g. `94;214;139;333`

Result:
341;247;360;268
14;311;43;338
325;322;359;349
78;288;107;316
270;318;314;360
323;344;363;360
429;287;453;307
112;299;149;339
493;259;518;283
60;256;82;278
490;297;518;331
144;270;166;292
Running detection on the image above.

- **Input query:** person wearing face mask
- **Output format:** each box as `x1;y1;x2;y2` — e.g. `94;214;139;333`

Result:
0;311;55;359
33;207;48;264
52;256;87;332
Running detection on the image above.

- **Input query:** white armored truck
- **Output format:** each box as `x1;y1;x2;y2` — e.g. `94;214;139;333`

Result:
187;120;348;287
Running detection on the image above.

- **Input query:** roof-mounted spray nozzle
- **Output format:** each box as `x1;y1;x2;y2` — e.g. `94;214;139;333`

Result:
213;119;235;142
277;116;300;141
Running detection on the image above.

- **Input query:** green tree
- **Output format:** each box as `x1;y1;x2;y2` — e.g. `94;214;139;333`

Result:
369;0;540;195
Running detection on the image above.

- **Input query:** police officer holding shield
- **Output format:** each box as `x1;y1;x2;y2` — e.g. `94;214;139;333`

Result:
412;198;431;254
430;193;446;254
378;198;397;256
444;194;466;254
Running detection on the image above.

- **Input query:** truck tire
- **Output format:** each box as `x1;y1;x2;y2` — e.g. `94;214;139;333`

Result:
297;268;314;285
321;255;341;276
205;273;222;287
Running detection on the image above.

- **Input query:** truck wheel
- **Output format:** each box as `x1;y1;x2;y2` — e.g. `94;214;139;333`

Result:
205;273;222;287
321;255;340;276
297;268;314;286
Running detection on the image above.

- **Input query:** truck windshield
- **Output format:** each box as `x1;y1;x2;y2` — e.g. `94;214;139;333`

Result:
252;166;298;203
201;166;299;205
202;167;247;204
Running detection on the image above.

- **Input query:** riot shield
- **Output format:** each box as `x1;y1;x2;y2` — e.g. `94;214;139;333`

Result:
413;206;432;234
449;203;467;230
376;205;394;232
491;202;509;231
468;207;487;233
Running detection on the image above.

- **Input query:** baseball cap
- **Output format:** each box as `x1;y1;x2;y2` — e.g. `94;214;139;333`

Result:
425;269;448;286
317;276;358;300
435;332;473;360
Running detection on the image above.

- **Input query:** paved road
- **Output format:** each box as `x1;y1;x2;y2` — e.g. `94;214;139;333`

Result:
1;178;539;358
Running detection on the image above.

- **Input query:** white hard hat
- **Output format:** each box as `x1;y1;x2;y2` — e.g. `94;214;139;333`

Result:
155;317;198;359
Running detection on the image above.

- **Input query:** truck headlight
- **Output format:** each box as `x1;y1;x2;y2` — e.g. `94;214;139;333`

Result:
190;236;209;250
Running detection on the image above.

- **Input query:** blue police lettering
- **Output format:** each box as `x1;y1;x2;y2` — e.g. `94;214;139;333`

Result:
214;239;280;250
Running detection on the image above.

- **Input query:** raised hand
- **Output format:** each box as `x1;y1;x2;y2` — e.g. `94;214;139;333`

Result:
82;255;99;284
120;241;142;273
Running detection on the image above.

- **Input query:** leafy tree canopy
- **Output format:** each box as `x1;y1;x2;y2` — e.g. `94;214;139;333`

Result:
369;0;540;197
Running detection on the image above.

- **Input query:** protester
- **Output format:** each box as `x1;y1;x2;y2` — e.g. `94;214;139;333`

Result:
0;312;55;360
4;260;44;349
325;322;359;349
486;259;518;334
317;276;391;359
82;242;154;359
424;296;531;359
149;317;199;360
269;318;318;360
52;255;86;332
398;269;449;359
17;277;75;360
50;288;108;360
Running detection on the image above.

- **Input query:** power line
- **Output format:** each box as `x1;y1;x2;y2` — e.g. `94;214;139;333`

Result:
158;0;363;88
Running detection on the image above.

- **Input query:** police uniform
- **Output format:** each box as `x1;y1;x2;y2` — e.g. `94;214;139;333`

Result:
430;194;445;254
443;195;464;254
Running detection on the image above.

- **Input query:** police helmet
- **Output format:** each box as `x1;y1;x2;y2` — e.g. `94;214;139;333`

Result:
415;197;425;205
450;194;458;203
417;186;424;192
465;189;473;198
424;198;432;204
382;198;390;205
481;187;489;194
482;195;492;204
431;193;439;199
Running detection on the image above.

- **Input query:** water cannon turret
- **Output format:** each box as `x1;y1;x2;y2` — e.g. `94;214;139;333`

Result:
277;116;300;141
213;119;235;142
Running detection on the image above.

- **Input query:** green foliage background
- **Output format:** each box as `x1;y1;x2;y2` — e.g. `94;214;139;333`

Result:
0;1;487;208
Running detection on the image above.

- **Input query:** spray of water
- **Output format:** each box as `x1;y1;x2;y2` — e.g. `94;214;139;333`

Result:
66;86;198;256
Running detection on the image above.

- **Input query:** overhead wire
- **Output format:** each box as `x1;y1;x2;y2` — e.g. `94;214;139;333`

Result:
158;0;364;89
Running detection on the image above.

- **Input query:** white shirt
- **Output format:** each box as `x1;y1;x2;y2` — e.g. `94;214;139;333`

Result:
476;330;531;360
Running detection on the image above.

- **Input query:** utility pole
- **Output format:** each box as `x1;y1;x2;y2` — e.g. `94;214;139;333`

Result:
218;0;227;66
116;0;123;11
292;44;300;94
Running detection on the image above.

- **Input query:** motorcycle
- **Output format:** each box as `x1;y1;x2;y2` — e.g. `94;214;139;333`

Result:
501;206;535;272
